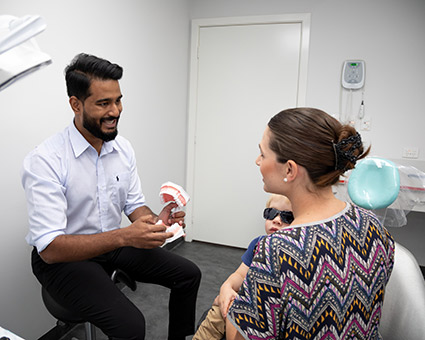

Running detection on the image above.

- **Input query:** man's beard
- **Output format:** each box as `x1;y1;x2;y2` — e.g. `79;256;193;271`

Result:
82;110;119;142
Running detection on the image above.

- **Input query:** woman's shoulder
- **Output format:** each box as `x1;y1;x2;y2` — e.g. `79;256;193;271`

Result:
264;201;394;264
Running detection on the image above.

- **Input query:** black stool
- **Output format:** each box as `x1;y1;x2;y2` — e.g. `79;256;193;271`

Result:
41;269;137;340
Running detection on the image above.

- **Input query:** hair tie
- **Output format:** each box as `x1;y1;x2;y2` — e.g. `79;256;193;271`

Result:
332;132;362;171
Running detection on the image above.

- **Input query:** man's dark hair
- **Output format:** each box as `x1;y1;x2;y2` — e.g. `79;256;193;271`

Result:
64;53;123;101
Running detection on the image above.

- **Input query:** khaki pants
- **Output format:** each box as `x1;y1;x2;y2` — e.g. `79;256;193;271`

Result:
193;305;226;340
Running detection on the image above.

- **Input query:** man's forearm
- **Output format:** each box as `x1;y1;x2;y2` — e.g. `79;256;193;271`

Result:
40;211;172;264
128;205;156;223
39;228;127;264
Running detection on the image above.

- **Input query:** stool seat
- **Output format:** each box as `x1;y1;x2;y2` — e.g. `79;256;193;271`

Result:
42;287;85;324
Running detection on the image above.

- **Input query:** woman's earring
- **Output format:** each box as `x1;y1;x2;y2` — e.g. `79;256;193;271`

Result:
283;178;288;182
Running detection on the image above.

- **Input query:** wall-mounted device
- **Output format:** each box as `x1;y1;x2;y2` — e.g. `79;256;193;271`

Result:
342;60;365;90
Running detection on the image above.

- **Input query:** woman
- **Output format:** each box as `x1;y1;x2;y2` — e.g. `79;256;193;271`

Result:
226;108;395;340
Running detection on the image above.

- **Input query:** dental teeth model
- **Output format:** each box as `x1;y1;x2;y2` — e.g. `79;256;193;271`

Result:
158;182;190;245
159;181;190;207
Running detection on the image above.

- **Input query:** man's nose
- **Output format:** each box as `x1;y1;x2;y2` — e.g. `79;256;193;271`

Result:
111;102;122;115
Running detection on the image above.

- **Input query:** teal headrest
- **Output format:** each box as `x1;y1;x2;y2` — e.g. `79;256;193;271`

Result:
348;157;400;210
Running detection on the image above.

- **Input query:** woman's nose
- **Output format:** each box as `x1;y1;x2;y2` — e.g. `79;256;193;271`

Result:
255;155;261;166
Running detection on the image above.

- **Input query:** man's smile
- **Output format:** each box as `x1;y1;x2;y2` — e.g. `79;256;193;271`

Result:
101;116;119;129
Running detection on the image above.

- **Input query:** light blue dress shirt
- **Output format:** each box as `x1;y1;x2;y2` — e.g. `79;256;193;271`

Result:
21;122;146;253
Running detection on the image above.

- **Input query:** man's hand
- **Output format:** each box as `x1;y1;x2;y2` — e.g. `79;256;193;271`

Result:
158;202;186;228
127;214;174;249
40;206;176;264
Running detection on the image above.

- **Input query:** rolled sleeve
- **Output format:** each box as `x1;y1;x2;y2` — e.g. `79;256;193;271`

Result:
22;150;67;253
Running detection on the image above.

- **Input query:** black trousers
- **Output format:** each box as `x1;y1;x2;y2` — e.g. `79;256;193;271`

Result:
32;246;201;340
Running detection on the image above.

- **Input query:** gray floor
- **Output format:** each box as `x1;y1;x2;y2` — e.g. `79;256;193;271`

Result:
59;241;245;340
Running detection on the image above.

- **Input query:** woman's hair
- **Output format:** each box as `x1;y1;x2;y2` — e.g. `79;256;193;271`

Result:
267;107;370;187
64;53;123;101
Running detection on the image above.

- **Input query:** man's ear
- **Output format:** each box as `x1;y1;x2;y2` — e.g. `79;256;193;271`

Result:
69;96;82;114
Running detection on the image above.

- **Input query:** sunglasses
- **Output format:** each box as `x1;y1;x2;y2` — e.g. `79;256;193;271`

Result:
263;208;294;225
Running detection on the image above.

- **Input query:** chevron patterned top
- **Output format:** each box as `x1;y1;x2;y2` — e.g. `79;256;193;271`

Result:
228;203;395;340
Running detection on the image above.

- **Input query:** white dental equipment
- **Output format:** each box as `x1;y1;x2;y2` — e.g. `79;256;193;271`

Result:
0;15;52;91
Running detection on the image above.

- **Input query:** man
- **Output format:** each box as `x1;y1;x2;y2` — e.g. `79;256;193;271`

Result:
21;53;201;340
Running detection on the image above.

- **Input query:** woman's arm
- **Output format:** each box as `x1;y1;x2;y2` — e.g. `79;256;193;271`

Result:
225;318;245;340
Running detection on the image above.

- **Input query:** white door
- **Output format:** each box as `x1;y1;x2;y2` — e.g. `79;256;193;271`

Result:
185;15;310;248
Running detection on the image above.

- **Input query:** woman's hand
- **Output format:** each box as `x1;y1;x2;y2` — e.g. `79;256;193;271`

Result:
217;284;238;318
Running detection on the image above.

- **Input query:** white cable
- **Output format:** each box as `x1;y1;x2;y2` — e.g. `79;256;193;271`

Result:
344;89;353;124
358;92;365;119
339;85;344;122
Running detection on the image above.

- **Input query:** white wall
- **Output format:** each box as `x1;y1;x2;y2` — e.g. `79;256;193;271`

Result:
1;0;424;338
188;0;425;165
0;0;190;337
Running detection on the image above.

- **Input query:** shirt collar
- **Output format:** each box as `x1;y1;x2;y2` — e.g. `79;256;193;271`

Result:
69;121;118;158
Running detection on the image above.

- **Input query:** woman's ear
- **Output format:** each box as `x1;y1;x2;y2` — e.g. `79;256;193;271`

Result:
285;160;298;182
69;96;82;115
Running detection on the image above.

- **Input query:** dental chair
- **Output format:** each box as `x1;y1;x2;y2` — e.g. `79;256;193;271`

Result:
347;157;425;340
379;242;425;340
41;269;137;340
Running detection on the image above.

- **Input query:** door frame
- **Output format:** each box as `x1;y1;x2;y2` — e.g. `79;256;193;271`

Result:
184;14;311;241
